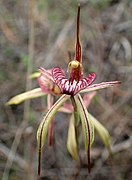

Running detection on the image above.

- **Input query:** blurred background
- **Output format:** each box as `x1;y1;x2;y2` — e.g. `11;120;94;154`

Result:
0;0;132;179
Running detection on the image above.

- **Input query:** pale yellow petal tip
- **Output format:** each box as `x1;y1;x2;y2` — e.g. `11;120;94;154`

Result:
6;88;45;106
6;96;24;105
6;96;22;105
29;72;41;79
5;101;16;106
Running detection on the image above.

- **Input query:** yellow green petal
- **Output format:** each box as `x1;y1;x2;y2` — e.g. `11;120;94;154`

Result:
67;114;80;162
29;72;41;79
75;94;94;173
6;88;44;105
89;113;111;153
37;94;70;175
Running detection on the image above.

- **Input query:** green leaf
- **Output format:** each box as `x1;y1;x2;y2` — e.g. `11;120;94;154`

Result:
75;94;94;173
89;113;111;153
6;88;45;105
37;94;70;175
67;114;80;162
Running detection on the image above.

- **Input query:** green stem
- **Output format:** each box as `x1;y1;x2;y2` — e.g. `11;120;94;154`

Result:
70;96;78;126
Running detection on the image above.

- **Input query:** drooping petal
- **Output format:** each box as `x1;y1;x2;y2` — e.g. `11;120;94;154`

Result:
37;94;70;175
70;96;79;126
47;94;54;146
67;114;80;162
52;67;96;95
48;117;54;146
89;113;111;153
6;88;45;105
75;94;94;173
80;81;121;93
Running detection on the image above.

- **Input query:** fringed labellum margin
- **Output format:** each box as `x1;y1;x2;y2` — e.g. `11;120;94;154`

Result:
52;67;96;95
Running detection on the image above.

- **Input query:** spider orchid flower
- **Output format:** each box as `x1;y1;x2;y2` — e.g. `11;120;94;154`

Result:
36;5;120;175
6;4;121;176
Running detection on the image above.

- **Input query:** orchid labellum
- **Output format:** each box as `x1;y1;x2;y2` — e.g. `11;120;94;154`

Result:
7;4;121;176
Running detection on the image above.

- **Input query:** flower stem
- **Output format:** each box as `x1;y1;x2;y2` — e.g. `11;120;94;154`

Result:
70;96;78;126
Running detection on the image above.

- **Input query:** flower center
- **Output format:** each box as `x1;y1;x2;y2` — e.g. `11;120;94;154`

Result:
68;60;83;82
